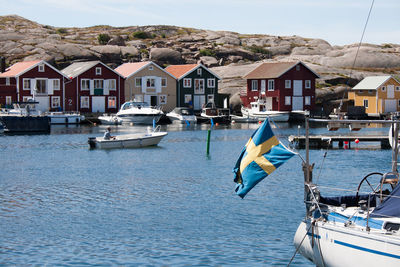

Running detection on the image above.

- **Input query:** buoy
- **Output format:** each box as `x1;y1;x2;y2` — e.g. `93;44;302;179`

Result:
259;120;262;124
344;141;349;145
94;123;97;126
215;123;219;126
355;139;359;144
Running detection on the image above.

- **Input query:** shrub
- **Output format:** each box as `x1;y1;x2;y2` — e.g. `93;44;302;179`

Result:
245;45;271;56
199;48;216;57
56;28;67;34
132;31;149;39
98;33;111;45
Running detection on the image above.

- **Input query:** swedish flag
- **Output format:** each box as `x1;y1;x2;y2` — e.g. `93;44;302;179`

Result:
233;119;295;198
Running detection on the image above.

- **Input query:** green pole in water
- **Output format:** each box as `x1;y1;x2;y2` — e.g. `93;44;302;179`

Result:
206;129;211;155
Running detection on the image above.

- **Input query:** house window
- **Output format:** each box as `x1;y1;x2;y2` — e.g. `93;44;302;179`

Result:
51;96;60;108
161;78;167;87
149;66;153;71
305;96;311;106
38;64;45;72
80;96;89;108
135;78;142;87
207;94;214;103
81;79;90;90
108;79;116;90
207;78;215;88
305;80;311;89
159;95;167;105
94;79;103;89
364;99;369;108
108;96;116;108
6;77;10;86
251;80;258;91
382;86;386;92
95;67;101;75
23;79;31;90
36;79;47;94
146;78;155;88
197;68;202;75
285;80;291;88
296;65;300;71
183;78;192;88
396;86;400;91
184;94;192;104
285;96;291;106
194;79;205;94
52;79;60;90
6;96;12;105
268;80;274;91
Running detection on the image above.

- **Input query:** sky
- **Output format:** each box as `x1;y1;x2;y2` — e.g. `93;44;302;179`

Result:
1;0;399;46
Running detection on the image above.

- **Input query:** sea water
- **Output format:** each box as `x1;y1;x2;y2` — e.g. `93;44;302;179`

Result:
0;123;392;266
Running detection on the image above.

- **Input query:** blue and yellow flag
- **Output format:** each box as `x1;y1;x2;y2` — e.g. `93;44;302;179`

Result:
233;119;295;198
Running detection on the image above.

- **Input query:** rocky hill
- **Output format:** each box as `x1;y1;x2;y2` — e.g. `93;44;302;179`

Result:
1;15;400;111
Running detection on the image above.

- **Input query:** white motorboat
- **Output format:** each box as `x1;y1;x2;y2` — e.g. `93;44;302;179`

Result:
292;117;400;267
98;114;122;125
116;101;163;125
88;126;167;149
241;100;290;122
46;112;84;124
166;107;197;124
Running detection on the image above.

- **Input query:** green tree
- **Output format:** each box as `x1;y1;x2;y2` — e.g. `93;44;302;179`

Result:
98;33;111;45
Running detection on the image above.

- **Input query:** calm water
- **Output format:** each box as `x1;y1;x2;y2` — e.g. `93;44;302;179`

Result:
0;122;392;266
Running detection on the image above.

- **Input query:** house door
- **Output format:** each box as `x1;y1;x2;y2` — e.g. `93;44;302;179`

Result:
293;80;303;96
292;97;303;111
35;96;49;112
92;96;105;113
385;99;397;113
144;95;158;106
194;95;206;110
387;85;395;98
265;97;273;110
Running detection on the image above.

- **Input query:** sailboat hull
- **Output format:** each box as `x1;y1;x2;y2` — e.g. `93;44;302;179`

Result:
294;220;400;267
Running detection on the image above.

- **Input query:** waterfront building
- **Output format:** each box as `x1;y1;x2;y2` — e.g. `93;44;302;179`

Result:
348;75;400;117
241;61;319;112
165;64;229;111
115;61;177;112
61;61;125;113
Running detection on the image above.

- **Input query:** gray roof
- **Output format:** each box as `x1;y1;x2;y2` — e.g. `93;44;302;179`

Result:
61;61;101;78
352;75;393;90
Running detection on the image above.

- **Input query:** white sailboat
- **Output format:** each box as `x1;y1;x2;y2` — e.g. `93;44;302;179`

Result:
292;117;400;266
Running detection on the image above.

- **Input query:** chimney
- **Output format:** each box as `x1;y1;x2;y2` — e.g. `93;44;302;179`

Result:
0;57;5;73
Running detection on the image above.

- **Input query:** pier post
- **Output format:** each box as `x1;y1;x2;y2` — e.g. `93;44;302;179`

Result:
338;140;343;148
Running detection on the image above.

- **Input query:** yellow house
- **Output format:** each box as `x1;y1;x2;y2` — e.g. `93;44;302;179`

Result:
114;61;177;112
348;75;400;117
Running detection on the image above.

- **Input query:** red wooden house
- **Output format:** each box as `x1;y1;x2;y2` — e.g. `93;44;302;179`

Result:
242;61;319;111
61;61;125;113
0;60;69;111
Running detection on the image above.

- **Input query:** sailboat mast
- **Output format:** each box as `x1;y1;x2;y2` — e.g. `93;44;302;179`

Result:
392;114;399;173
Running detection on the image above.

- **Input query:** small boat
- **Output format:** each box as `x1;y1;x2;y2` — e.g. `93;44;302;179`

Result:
98;114;122;125
293;117;400;266
166;107;197;124
199;101;231;124
88;126;167;149
241;100;290;122
116;101;163;125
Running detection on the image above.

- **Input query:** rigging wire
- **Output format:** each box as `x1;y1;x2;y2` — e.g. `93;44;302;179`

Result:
339;0;375;110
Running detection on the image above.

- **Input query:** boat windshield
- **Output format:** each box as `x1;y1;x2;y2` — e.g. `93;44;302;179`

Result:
121;101;150;110
180;108;194;115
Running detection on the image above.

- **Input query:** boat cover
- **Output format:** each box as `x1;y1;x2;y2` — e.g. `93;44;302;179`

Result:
320;194;376;207
371;182;400;218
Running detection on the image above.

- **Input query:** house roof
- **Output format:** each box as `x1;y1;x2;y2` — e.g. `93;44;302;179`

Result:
352;75;394;90
0;60;41;77
165;64;221;80
114;61;150;78
243;61;319;79
61;61;123;78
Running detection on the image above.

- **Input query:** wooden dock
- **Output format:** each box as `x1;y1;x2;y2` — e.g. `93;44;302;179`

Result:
288;135;391;149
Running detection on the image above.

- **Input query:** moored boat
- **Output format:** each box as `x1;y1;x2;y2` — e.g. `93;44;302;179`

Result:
241;100;290;122
199;101;231;124
292;117;400;267
166;107;197;124
116;101;163;125
88;126;167;149
97;114;122;125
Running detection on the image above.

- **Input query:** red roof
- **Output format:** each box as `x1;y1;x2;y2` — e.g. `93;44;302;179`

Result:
0;60;41;77
165;64;198;79
114;62;150;78
244;61;319;79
